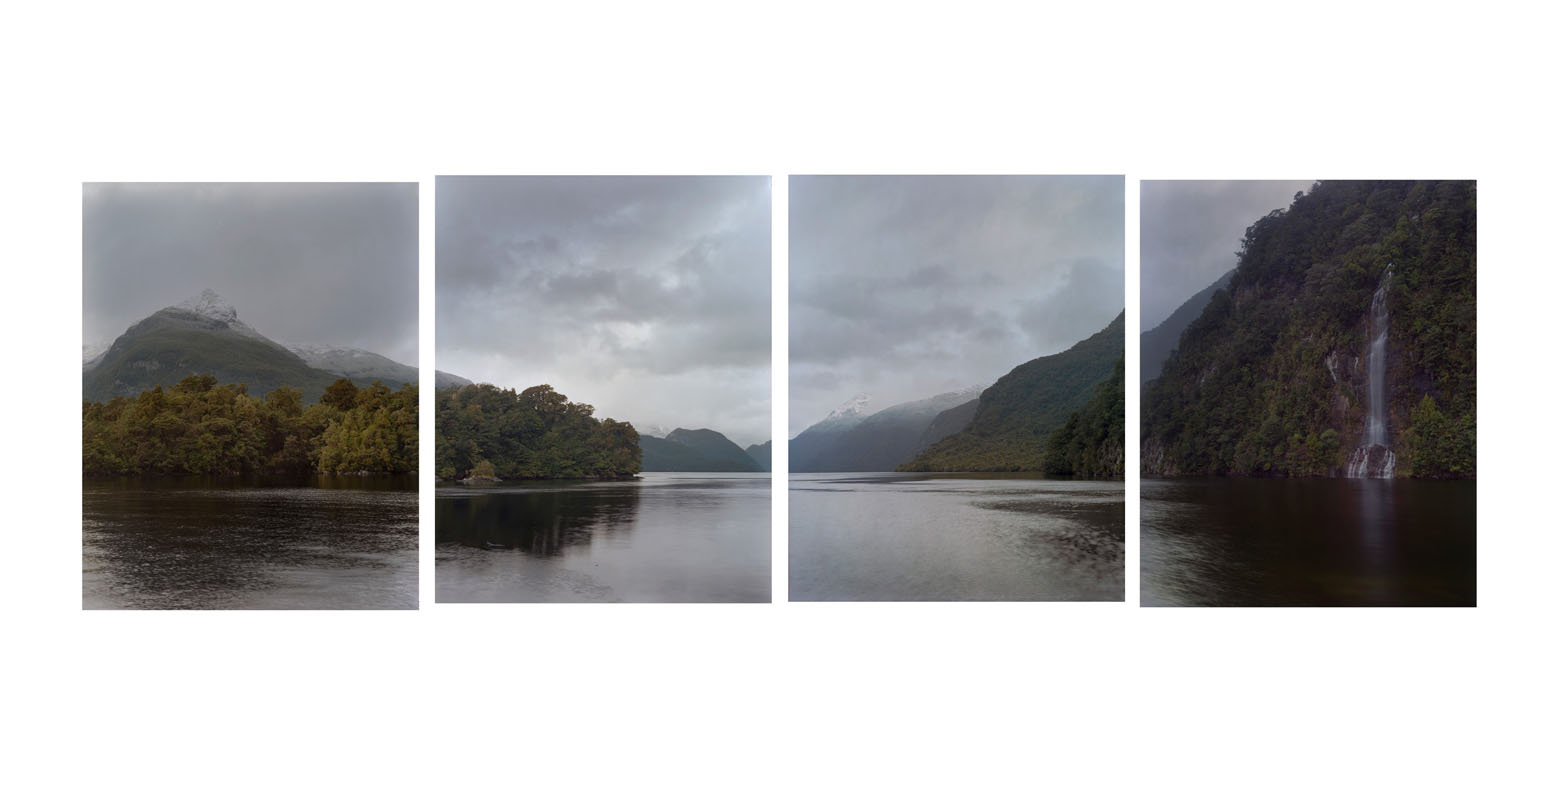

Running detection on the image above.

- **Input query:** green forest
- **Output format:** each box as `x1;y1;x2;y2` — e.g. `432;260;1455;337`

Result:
435;383;640;480
82;374;418;476
1043;358;1125;479
1141;180;1475;478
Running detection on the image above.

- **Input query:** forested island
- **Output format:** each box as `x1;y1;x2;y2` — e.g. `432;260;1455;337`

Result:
435;383;640;480
1142;180;1475;478
82;374;418;476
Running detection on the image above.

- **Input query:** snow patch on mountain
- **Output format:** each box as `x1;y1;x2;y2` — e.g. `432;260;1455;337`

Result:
288;343;418;384
825;393;872;421
166;289;265;339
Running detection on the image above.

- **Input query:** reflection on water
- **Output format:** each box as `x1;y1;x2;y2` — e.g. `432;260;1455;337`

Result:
436;473;770;603
83;475;418;610
789;473;1124;602
1141;478;1475;607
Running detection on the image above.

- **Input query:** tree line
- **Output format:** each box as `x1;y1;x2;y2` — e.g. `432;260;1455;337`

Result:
82;374;417;476
435;383;640;480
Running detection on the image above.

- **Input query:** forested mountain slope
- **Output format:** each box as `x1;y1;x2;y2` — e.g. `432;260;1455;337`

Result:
899;312;1123;472
1141;180;1475;478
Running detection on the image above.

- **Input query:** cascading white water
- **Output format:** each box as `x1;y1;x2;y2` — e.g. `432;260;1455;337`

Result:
1347;269;1396;478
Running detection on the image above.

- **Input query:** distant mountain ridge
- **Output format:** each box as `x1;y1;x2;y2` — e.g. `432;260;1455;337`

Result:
640;428;763;472
789;386;982;472
83;290;417;402
1141;267;1235;386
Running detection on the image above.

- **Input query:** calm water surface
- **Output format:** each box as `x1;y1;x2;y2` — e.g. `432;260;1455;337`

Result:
1141;478;1476;606
436;472;770;603
83;475;418;610
790;473;1124;601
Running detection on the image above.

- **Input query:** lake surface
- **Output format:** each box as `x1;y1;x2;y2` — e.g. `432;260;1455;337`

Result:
1141;478;1476;606
790;473;1124;602
436;473;771;603
83;475;418;610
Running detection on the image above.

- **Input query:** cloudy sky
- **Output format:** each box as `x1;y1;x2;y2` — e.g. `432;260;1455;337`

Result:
1140;180;1316;331
437;176;771;447
83;183;419;364
790;175;1123;437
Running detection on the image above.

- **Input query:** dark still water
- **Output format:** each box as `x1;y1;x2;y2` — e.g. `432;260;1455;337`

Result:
83;475;418;610
790;473;1124;602
436;473;771;603
1142;479;1476;607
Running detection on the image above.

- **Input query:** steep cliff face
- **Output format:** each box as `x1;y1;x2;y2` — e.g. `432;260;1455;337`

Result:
1141;181;1475;478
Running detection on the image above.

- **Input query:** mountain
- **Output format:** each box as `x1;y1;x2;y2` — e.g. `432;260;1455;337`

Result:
84;290;417;402
787;394;872;470
790;387;982;472
289;344;418;386
1043;357;1126;478
435;370;473;390
745;441;772;471
899;312;1125;472
1141;180;1476;478
1140;267;1235;386
640;428;761;471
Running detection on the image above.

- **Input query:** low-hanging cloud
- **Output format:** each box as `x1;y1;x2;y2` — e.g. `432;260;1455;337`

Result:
789;175;1124;437
1140;180;1315;331
437;176;772;447
83;183;419;365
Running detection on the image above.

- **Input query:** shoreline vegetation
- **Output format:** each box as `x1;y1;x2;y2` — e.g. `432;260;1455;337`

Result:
82;374;417;477
435;383;641;481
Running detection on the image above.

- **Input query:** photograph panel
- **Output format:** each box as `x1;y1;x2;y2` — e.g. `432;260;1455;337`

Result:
1140;180;1477;606
788;175;1125;602
82;182;420;610
434;175;772;603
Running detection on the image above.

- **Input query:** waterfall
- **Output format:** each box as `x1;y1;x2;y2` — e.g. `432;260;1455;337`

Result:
1347;268;1395;478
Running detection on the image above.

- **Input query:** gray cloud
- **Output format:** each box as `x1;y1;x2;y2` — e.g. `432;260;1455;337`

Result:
789;175;1123;437
82;183;419;365
437;176;771;447
1140;180;1315;331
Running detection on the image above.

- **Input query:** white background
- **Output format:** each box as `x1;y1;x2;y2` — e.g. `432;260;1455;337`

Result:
4;2;1555;798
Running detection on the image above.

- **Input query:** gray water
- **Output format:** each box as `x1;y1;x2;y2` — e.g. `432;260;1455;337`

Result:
1348;269;1396;478
790;473;1124;602
83;475;418;610
436;472;771;603
1142;478;1475;606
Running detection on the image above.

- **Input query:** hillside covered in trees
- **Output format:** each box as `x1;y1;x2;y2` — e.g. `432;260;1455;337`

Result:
899;312;1124;472
1141;180;1475;478
82;375;417;476
1043;358;1125;478
435;383;640;480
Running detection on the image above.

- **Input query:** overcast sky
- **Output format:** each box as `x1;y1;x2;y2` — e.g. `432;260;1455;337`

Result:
437;176;771;447
790;175;1123;437
83;183;419;364
1140;180;1316;331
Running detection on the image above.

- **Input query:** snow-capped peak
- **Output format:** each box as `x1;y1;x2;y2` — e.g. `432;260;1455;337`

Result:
825;393;872;421
638;423;673;439
168;289;264;339
172;289;240;323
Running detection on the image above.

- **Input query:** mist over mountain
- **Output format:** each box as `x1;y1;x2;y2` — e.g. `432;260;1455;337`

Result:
789;387;982;473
